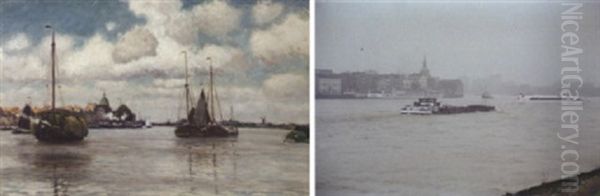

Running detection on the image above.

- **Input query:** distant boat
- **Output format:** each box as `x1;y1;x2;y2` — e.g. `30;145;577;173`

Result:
284;125;309;143
144;120;152;128
401;97;495;115
174;55;237;138
32;26;88;142
517;93;581;102
481;91;493;99
13;104;34;134
400;97;441;115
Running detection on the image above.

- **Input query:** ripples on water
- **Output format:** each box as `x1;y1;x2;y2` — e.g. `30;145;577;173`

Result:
316;96;600;196
0;127;308;195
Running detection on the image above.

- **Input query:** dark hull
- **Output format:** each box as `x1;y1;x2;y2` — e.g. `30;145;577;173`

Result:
436;105;495;114
33;109;88;142
285;125;309;143
175;124;238;138
11;127;32;134
17;116;31;130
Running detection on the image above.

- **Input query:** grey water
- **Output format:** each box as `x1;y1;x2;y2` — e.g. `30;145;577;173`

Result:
316;95;600;195
1;127;308;195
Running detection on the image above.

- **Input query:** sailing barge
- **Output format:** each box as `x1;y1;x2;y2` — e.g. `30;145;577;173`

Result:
33;25;88;142
174;54;237;138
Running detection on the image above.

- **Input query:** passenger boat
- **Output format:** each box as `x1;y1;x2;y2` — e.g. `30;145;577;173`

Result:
517;93;581;102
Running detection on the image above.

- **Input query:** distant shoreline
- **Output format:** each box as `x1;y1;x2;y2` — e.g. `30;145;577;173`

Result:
505;167;600;195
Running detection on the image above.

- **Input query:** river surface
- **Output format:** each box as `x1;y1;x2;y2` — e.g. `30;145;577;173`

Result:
0;127;308;195
316;95;600;196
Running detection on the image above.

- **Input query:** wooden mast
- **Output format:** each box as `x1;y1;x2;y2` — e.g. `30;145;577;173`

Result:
46;25;56;110
230;106;233;121
209;65;215;123
182;51;190;114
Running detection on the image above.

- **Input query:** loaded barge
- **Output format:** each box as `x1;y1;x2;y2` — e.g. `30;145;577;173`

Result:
401;98;494;115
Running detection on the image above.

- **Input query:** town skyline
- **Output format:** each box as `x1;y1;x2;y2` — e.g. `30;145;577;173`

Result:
316;1;600;87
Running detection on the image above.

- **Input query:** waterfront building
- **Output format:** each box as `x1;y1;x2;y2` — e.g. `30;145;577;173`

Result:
318;77;342;96
316;56;464;98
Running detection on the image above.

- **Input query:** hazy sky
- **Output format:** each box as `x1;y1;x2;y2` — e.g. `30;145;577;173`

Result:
0;0;308;123
316;1;600;86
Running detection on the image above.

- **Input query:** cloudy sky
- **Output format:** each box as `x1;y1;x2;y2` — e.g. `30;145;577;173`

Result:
0;0;308;123
317;1;600;86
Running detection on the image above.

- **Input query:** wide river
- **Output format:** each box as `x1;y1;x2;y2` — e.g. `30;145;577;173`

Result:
1;127;308;195
316;95;600;195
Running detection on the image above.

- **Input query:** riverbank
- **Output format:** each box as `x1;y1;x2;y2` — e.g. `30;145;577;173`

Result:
506;168;600;196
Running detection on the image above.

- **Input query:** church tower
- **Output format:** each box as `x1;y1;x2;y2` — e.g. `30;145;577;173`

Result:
418;55;430;90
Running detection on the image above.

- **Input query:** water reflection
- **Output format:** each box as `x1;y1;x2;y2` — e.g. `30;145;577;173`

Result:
175;138;239;195
2;128;308;195
16;142;92;196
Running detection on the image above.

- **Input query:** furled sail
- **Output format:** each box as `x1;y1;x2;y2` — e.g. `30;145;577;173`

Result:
193;89;211;127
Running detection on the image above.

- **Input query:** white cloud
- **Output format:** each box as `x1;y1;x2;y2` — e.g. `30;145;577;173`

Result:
62;34;115;79
189;44;247;71
2;0;309;124
190;1;242;37
253;0;284;25
2;33;75;82
112;27;158;63
1;53;45;82
128;0;182;29
128;0;241;45
95;80;128;91
263;73;309;102
250;12;309;65
168;1;241;44
153;78;185;89
105;22;117;31
2;33;114;82
4;33;31;51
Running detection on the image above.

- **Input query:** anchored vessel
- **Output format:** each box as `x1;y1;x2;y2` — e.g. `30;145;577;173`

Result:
284;125;309;143
517;93;581;102
12;104;34;134
401;97;495;115
33;26;88;142
174;55;237;138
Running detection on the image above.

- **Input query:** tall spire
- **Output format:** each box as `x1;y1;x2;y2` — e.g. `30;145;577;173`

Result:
420;55;430;76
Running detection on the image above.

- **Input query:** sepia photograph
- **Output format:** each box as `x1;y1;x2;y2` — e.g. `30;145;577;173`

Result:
316;0;599;195
0;0;309;195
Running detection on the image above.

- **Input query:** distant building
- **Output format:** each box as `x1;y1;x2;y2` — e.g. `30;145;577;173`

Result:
316;56;464;98
438;79;464;98
318;77;342;95
94;92;112;114
316;69;334;75
87;92;138;126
